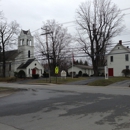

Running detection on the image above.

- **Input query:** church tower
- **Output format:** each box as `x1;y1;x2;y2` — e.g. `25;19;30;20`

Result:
18;30;34;63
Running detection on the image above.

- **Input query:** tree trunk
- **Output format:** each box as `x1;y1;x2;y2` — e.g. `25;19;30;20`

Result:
93;63;98;76
92;57;99;76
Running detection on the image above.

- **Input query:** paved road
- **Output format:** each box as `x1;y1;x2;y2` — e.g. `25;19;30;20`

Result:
107;80;130;87
0;83;130;130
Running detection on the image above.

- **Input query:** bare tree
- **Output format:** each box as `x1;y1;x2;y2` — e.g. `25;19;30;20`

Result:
35;20;72;75
0;20;20;77
76;0;124;76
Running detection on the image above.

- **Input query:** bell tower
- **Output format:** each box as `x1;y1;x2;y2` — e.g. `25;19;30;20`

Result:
18;30;34;63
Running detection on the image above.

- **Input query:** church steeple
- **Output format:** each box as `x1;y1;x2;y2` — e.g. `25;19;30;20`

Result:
18;30;34;63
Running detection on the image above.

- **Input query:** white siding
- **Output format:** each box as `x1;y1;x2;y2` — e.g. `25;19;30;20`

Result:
68;66;93;76
26;61;44;77
107;45;130;76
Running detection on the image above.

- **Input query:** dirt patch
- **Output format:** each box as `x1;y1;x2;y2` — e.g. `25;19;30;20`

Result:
0;91;14;98
0;88;27;98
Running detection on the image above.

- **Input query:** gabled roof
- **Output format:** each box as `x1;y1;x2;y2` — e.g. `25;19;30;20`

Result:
19;29;31;36
23;30;29;35
69;65;93;69
1;50;20;61
17;58;35;69
21;30;31;35
107;43;130;55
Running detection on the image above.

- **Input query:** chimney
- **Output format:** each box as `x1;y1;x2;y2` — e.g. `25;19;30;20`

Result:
119;40;122;45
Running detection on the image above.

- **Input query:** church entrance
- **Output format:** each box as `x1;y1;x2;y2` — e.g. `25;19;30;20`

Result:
32;69;36;75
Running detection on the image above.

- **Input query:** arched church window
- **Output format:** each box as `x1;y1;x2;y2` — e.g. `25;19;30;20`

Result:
22;39;24;45
28;50;30;58
20;39;23;46
29;40;31;46
29;68;30;74
27;39;28;45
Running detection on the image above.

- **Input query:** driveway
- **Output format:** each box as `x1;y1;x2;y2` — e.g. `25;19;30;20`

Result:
107;80;130;87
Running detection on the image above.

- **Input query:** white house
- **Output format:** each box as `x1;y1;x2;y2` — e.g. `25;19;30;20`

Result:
107;40;130;76
68;65;94;76
0;30;44;77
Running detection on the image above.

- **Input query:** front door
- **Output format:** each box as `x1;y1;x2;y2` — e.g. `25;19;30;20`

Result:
32;69;36;75
108;68;113;76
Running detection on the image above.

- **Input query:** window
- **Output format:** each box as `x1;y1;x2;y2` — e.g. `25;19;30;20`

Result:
20;39;24;46
9;63;11;71
27;39;31;46
28;50;30;58
20;40;22;46
28;68;30;74
110;56;113;62
27;39;28;45
22;39;24;45
29;40;31;46
125;54;129;61
126;66;129;69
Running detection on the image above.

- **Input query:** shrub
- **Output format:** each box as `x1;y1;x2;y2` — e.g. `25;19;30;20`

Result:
14;72;18;78
78;71;82;76
18;70;26;78
99;73;105;77
82;73;89;77
74;74;79;78
32;74;39;79
42;73;49;78
122;69;130;77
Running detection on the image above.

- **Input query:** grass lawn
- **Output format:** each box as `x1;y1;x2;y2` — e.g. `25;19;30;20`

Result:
32;77;88;84
0;87;20;93
88;77;130;86
0;76;129;87
0;77;17;82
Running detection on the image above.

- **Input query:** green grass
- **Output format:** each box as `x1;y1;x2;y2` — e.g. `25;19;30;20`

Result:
0;77;17;82
0;87;19;92
0;76;129;87
32;77;88;84
88;77;130;86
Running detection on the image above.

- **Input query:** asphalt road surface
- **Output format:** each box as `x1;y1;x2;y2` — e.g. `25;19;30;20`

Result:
0;83;130;130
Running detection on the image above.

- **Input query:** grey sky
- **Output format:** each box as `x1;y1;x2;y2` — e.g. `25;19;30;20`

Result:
1;0;130;43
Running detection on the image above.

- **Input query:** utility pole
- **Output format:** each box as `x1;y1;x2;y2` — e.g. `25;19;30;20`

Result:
41;26;52;83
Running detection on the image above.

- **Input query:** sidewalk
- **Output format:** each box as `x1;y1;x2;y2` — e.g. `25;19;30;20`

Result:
0;123;19;130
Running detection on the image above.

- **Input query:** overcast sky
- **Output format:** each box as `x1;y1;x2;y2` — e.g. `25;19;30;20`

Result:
1;0;130;43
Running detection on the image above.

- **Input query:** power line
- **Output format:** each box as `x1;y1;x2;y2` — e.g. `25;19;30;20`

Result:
29;7;130;34
121;8;130;11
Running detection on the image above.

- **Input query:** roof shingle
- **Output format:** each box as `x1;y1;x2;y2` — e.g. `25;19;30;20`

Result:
17;59;35;69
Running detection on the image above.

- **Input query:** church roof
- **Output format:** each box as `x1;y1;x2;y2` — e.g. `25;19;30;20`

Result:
2;50;20;61
22;30;29;35
17;58;35;69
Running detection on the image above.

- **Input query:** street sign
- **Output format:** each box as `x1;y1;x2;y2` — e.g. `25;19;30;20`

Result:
55;66;59;74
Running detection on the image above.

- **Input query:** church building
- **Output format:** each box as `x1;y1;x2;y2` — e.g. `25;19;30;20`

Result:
0;30;44;77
